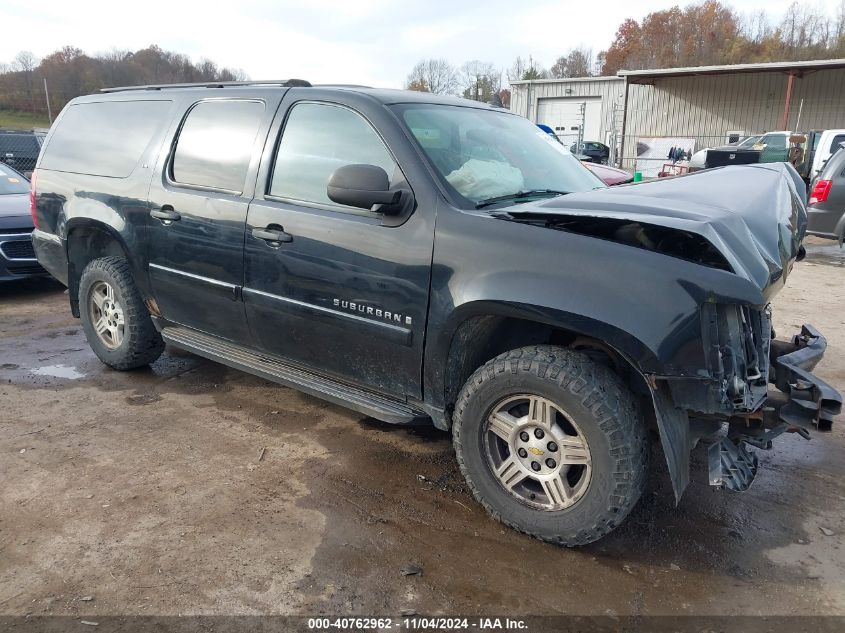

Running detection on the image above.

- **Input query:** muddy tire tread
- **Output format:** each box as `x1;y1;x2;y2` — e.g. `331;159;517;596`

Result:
452;345;648;546
79;256;164;370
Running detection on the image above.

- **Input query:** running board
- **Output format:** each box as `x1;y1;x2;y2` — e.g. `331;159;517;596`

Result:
161;326;427;425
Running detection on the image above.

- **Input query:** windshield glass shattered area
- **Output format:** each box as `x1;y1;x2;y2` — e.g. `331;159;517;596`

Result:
395;104;604;207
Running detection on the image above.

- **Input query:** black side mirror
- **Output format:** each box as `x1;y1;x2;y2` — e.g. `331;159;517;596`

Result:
327;164;401;212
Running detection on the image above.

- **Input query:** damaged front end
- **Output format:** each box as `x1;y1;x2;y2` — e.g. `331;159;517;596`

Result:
494;162;841;499
699;305;841;492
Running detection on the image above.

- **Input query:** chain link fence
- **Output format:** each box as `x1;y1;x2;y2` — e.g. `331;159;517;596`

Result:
0;129;46;177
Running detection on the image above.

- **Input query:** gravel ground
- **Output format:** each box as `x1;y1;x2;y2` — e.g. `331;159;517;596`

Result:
1;238;844;617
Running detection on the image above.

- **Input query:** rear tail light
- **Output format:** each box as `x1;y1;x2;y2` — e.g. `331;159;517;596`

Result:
29;170;38;228
809;179;832;205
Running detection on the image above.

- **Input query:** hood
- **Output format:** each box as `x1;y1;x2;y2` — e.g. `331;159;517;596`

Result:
0;193;33;228
503;163;806;301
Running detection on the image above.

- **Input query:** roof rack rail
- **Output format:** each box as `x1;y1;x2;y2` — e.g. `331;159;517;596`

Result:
100;79;311;93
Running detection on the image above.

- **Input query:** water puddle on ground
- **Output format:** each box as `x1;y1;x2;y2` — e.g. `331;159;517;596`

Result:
30;364;86;379
804;242;845;267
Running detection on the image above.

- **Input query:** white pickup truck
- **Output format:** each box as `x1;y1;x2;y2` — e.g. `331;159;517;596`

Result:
806;129;845;182
690;129;845;185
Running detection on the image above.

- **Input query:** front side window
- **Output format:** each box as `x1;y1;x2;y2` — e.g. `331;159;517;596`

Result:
737;135;762;147
172;100;264;193
394;104;603;208
760;134;787;150
829;134;845;154
269;102;397;209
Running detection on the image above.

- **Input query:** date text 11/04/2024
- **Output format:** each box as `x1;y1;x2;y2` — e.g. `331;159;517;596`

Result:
307;617;528;630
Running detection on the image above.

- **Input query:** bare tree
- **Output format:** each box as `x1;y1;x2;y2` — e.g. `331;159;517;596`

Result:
550;48;594;78
12;51;38;74
740;9;773;44
779;2;831;56
507;56;548;83
405;58;459;95
0;45;250;116
458;60;500;101
837;0;845;40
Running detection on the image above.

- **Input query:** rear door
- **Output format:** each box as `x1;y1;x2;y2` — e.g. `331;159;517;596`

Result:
242;90;436;399
147;94;282;344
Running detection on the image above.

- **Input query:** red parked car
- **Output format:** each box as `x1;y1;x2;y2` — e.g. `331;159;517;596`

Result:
583;161;633;186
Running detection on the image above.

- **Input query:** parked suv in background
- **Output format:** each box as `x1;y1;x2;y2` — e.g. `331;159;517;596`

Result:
0;162;47;281
0;129;45;177
807;143;845;241
569;141;610;164
32;81;840;546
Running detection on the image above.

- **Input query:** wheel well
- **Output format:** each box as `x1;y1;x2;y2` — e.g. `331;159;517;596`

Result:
66;225;128;317
443;315;653;427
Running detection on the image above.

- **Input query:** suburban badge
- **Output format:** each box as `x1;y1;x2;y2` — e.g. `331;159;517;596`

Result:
333;298;412;326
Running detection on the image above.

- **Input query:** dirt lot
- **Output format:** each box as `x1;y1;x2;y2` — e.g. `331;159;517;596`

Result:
2;239;845;618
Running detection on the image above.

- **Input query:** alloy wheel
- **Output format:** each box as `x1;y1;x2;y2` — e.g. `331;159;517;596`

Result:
89;280;125;350
484;394;592;511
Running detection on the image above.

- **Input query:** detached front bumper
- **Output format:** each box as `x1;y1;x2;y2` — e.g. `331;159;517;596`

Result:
770;324;841;431
710;323;841;491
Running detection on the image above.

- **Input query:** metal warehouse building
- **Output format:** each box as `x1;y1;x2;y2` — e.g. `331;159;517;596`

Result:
510;59;845;172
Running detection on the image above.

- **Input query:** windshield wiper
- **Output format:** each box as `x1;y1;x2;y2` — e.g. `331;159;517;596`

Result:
475;189;569;209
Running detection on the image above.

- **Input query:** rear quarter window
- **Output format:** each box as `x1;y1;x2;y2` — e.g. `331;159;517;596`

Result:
40;100;171;178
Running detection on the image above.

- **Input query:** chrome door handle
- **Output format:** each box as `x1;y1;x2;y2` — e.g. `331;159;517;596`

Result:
150;207;181;224
252;227;293;244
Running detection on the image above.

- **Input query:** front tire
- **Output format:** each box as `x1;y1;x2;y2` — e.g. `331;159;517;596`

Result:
453;346;648;546
79;256;164;370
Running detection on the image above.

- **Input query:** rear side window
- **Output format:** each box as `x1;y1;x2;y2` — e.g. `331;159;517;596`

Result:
171;100;264;193
268;102;397;209
820;148;845;179
828;134;845;154
40;100;171;177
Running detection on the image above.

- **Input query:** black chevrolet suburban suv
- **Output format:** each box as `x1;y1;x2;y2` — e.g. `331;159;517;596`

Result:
31;81;840;545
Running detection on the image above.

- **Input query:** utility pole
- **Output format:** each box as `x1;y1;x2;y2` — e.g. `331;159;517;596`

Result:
578;102;586;149
43;78;53;125
610;100;617;165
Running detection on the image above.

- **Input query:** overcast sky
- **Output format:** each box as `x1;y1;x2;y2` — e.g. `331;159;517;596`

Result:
2;0;843;87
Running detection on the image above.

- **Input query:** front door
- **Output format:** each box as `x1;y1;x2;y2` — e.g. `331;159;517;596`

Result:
758;133;789;163
146;95;280;344
243;93;435;399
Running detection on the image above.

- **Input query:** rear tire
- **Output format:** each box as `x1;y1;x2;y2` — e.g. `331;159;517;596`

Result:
79;256;164;370
453;345;648;546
